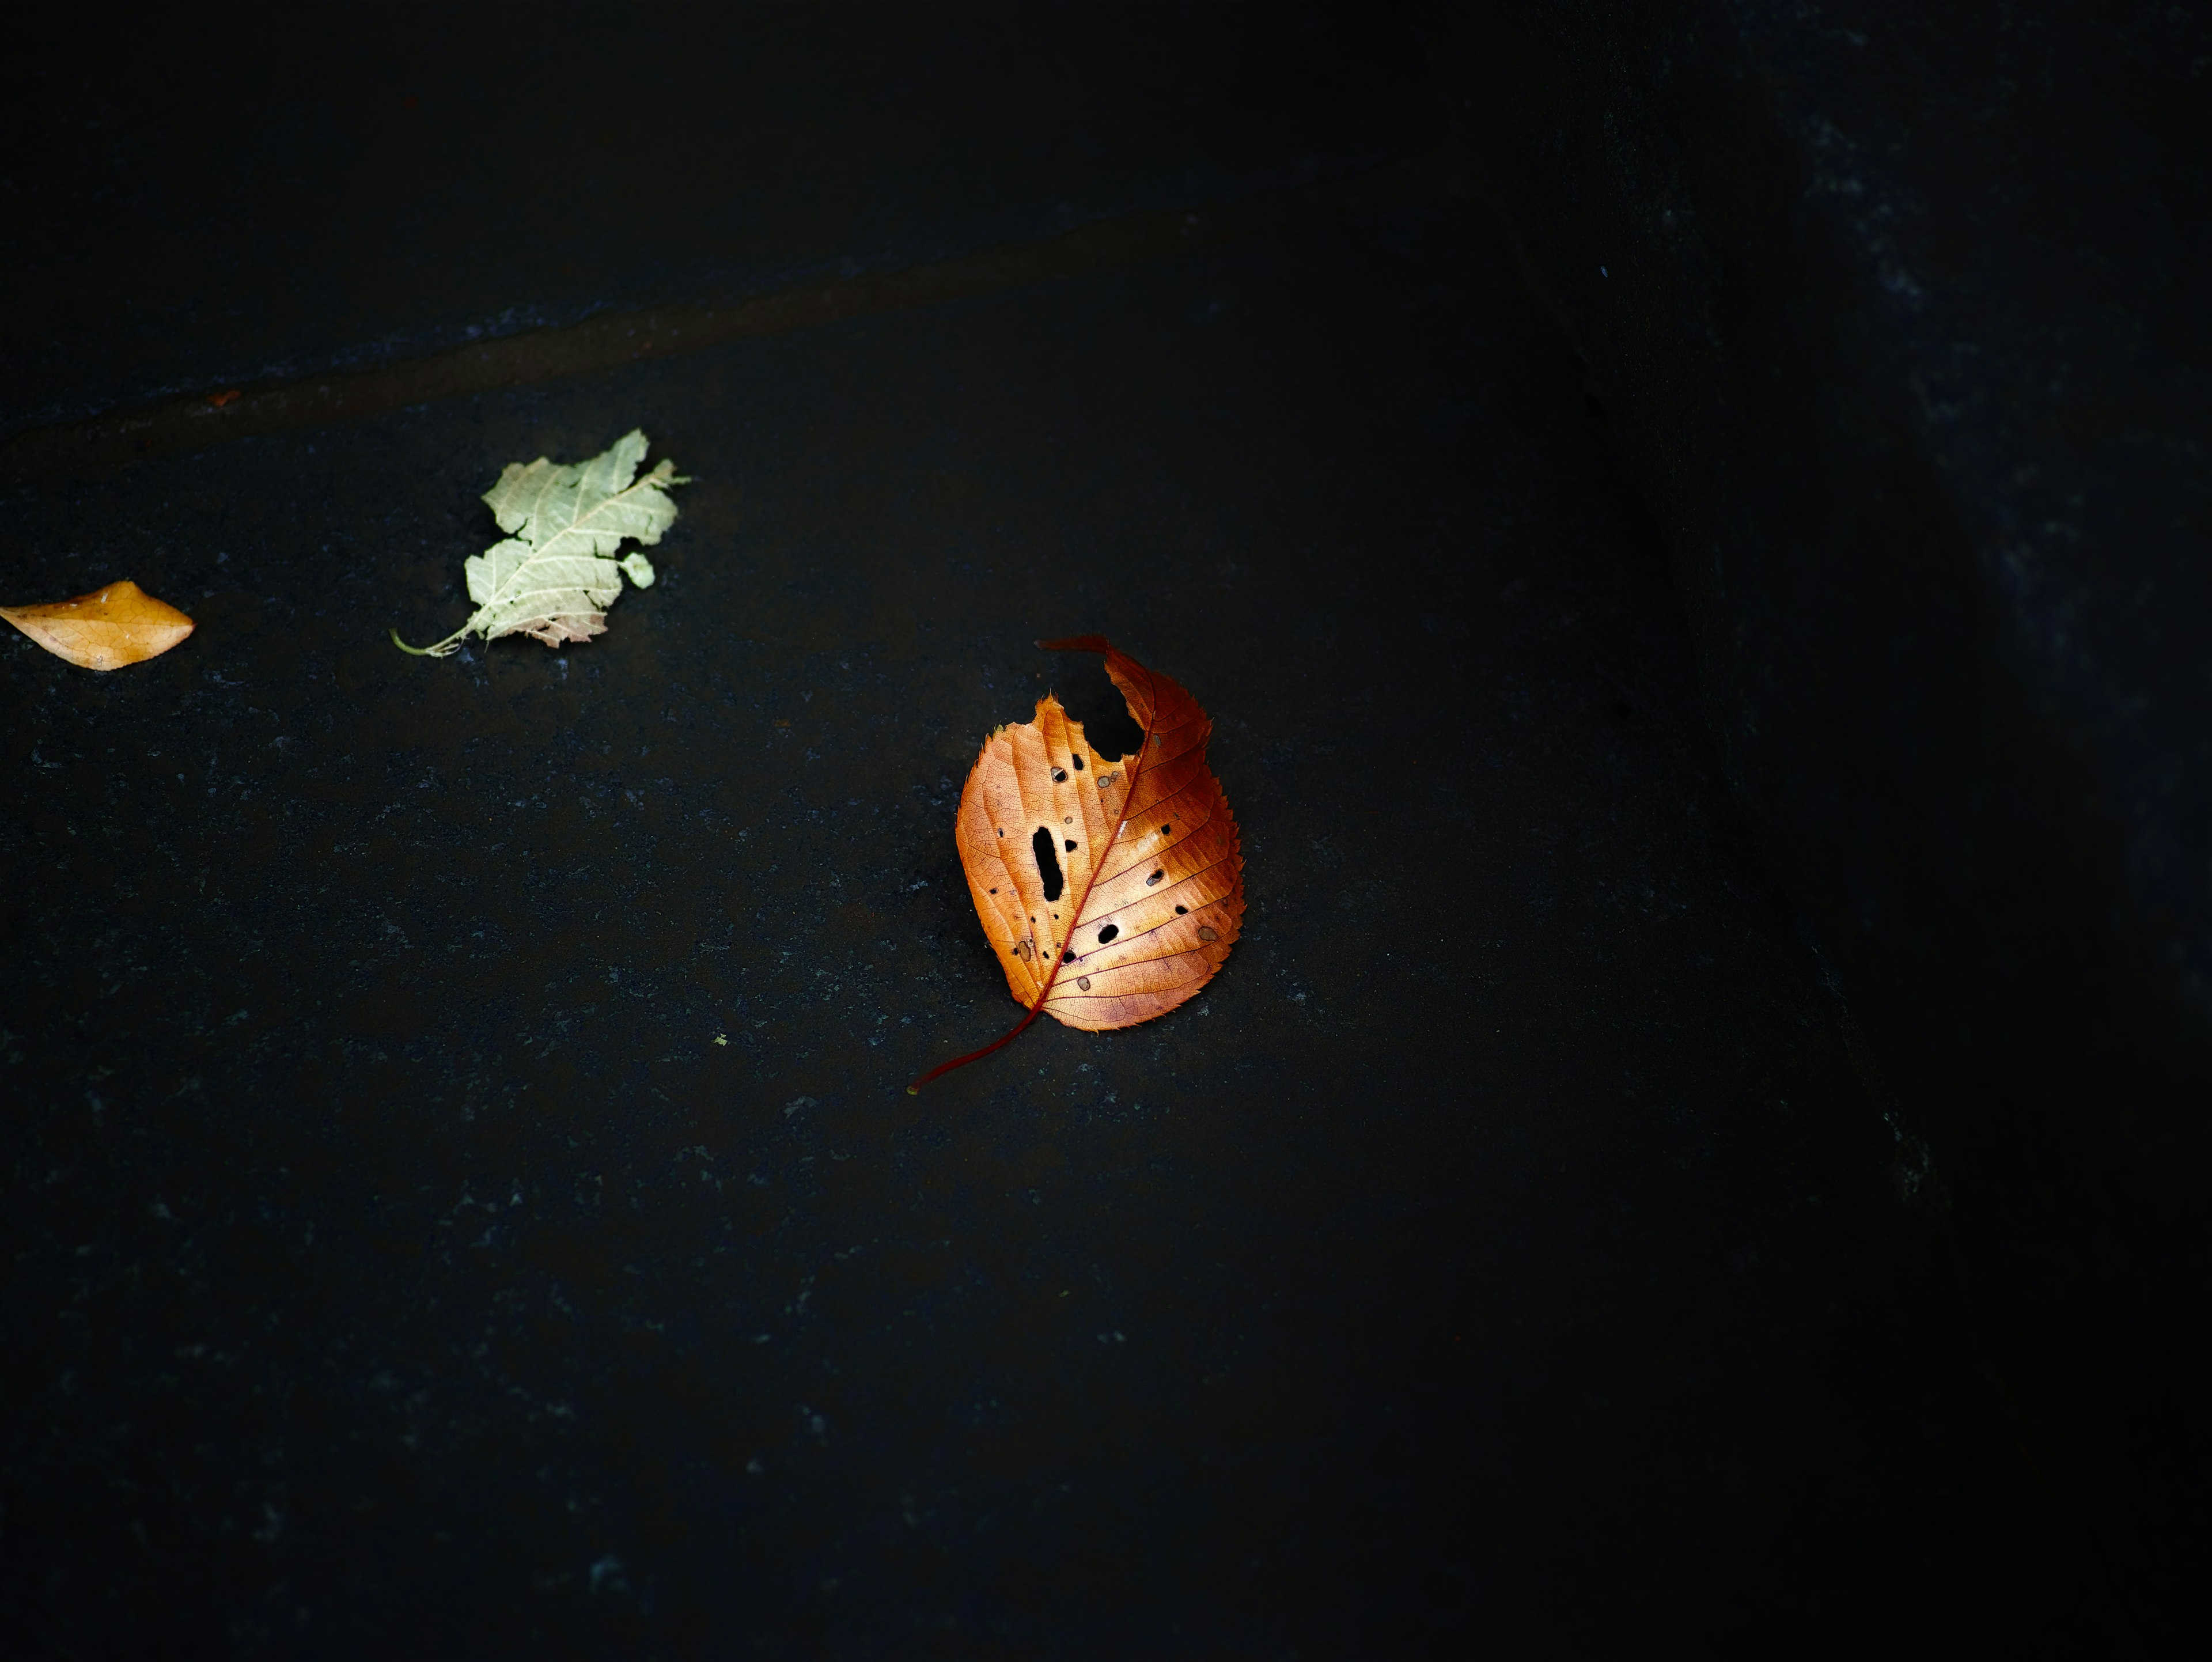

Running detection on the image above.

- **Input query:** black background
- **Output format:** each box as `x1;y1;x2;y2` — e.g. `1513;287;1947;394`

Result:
1;4;2156;1654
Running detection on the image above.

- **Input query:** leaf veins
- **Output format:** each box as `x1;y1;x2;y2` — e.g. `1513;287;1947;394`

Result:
910;635;1245;1091
392;428;686;658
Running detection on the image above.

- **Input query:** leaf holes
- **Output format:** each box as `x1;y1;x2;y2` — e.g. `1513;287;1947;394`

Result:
1159;824;1172;837
1097;923;1119;944
1031;827;1065;902
1146;869;1164;886
1051;767;1067;782
1062;949;1077;963
1071;756;1084;770
989;887;998;894
1063;837;1077;853
1175;904;1188;914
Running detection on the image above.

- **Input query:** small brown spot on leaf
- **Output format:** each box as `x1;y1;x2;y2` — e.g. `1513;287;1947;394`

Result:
1077;975;1092;991
1197;925;1219;942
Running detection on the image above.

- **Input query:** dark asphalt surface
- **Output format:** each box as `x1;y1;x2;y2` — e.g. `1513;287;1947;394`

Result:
2;7;2093;1655
2;7;1421;438
5;207;2082;1656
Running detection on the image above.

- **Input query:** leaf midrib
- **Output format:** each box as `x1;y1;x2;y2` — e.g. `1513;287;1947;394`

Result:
483;468;661;612
1027;668;1162;1011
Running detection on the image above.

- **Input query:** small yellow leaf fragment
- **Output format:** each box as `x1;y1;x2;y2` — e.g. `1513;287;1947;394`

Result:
713;1035;728;1046
1;580;195;672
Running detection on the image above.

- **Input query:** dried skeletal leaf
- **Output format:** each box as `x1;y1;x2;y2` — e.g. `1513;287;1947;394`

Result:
912;637;1244;1090
393;429;683;657
1;580;195;671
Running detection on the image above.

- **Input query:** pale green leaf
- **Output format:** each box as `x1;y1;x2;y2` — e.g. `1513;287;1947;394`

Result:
393;429;686;657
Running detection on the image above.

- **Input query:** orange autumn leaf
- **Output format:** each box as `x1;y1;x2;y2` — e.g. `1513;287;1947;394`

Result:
911;635;1244;1091
1;580;195;671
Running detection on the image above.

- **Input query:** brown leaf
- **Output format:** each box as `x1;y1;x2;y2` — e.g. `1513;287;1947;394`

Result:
1;580;195;671
913;637;1243;1091
514;613;608;646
